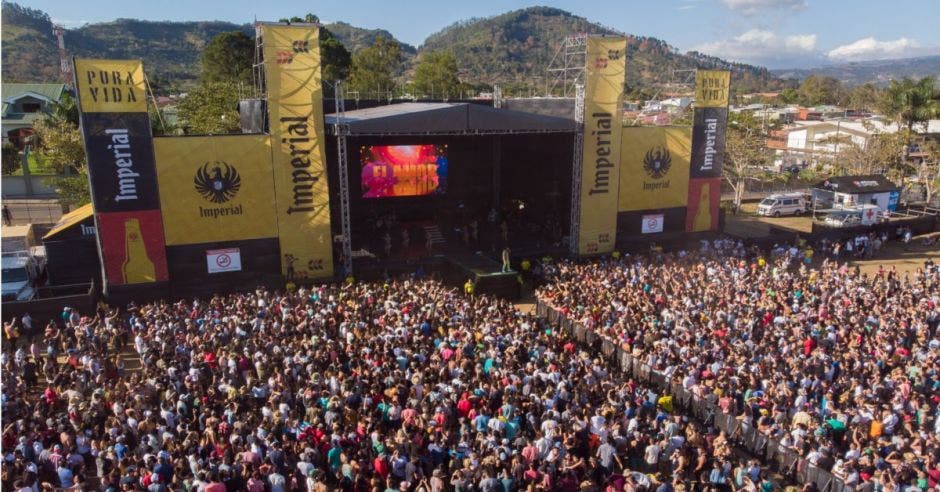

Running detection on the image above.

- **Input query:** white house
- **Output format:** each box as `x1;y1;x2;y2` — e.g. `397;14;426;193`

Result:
1;83;67;148
779;118;940;167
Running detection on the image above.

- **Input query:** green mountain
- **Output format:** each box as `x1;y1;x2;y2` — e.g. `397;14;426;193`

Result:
419;6;790;94
0;2;415;90
327;21;417;55
3;1;787;94
772;55;940;86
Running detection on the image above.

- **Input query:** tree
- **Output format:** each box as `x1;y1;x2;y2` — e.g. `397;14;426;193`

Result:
2;144;20;175
914;139;940;204
779;88;798;104
320;27;352;85
50;174;92;209
411;51;461;99
880;76;939;134
845;83;882;112
348;36;402;97
50;92;79;126
30;112;89;207
30;117;84;174
177;81;242;134
279;14;319;23
724;113;772;209
822;122;909;178
201;31;254;85
797;75;845;107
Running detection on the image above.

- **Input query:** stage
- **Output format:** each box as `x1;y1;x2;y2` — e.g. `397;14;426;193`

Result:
323;101;578;293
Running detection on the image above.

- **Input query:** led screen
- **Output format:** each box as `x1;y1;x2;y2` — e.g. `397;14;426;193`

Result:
360;144;447;198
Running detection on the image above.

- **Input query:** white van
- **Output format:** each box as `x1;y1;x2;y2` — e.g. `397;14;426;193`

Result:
757;193;808;217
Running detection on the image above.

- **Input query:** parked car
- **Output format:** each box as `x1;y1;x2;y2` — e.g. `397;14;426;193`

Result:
757;192;808;217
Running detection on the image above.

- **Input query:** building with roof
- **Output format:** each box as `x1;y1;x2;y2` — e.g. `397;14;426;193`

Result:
811;174;901;212
775;118;940;169
1;83;67;148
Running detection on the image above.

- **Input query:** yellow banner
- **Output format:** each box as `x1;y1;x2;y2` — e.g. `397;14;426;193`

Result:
578;37;626;255
73;59;147;113
263;24;334;278
154;135;277;246
695;70;730;108
619;127;691;212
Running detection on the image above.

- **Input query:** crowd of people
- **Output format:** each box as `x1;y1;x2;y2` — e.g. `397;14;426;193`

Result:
2;276;772;491
536;238;940;491
3;232;938;491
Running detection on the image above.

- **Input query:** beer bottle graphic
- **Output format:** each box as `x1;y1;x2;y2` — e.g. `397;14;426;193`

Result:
693;182;712;232
122;218;156;284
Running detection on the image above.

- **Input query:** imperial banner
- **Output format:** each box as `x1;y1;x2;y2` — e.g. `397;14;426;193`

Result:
262;24;334;278
687;70;730;232
619;127;691;212
577;36;627;255
80;113;161;213
73;59;147;113
73;58;168;288
154;135;277;246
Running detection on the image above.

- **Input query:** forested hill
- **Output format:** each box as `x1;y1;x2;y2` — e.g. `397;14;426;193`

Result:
420;6;789;93
3;1;787;93
0;2;416;90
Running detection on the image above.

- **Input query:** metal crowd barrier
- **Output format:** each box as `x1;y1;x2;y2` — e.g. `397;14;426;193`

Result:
535;300;855;492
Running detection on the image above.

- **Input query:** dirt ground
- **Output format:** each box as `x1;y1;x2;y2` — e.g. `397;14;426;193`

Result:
846;235;940;274
724;202;814;237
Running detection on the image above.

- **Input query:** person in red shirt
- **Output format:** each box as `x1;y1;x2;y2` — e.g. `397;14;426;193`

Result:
373;453;390;480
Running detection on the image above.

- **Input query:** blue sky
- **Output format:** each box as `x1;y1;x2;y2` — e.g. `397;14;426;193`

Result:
19;0;940;69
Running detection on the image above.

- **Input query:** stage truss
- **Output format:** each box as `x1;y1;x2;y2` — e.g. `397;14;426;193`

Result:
546;34;588;97
569;83;585;254
334;81;354;276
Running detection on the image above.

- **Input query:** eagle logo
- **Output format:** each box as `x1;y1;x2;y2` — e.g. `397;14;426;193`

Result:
194;161;241;203
643;146;671;180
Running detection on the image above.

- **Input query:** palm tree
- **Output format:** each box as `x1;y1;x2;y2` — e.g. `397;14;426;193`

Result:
880;76;938;134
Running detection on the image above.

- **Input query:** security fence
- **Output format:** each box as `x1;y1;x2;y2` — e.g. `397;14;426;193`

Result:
535;301;856;492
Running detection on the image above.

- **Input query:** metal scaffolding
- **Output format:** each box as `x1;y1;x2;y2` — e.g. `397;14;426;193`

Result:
569;83;585;254
333;80;353;276
546;33;588;97
252;22;267;99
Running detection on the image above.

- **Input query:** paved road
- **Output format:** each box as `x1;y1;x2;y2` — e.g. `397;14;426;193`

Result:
1;199;64;226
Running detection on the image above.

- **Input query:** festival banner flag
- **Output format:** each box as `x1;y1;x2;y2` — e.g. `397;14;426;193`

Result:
80;113;161;213
618;127;691;212
96;209;169;285
694;70;730;108
686;70;730;232
686;177;721;232
73;58;168;288
154;135;277;246
577;36;627;255
262;24;334;278
73;59;147;114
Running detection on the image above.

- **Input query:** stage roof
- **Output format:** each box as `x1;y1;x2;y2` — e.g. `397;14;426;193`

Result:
324;102;577;136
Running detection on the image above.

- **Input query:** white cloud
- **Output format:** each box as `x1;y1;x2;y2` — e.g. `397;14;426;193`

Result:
695;29;819;67
719;0;807;15
827;37;934;61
